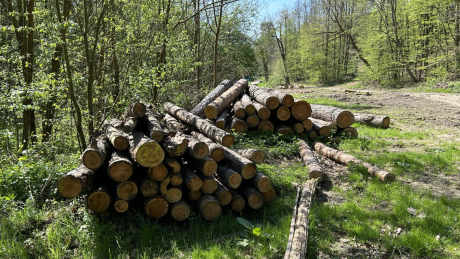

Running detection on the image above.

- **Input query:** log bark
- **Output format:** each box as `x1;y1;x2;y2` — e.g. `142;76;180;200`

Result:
128;131;165;167
237;183;263;209
336;127;359;138
241;93;256;114
354;113;390;129
116;180;138;200
114;197;129;213
87;184;112;213
253;102;271;120
190;131;225;162
284;179;318;259
164;113;187;134
213;179;232;206
171;200;190;221
185;155;217;176
291;99;312;121
223;121;231;133
140;177;159;197
310;104;354;128
234;148;265;164
205;119;216;125
146;112;165;142
81;136;110;171
190;79;233;118
299;140;324;180
313;142;395;182
266;88;294;107
250;171;271;193
162;134;188;157
184;135;209;159
293;122;305;134
229;188;246;212
58;164;95;198
263;187;276;202
124;102;147;118
198;195;221;220
310;118;332;137
102;122;129;150
144;195;169;218
215;108;229;129
199;174;218;194
165;185;182;203
204;79;248;119
123;116;137;134
164;156;181;174
216;165;242;189
248;85;279;110
170;173;183;186
160;176;171;195
220;145;257;179
107;150;133;182
107;118;124;130
302;119;313;131
164;102;234;147
148;162;169;181
231;116;248;133
232;99;246;119
181;168;203;191
258;120;275;133
246;114;260;128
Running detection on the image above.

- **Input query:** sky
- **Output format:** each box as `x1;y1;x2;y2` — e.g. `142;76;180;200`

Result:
264;0;298;16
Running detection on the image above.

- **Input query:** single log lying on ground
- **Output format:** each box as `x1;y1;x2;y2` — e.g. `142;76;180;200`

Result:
58;164;95;198
231;116;248;132
87;184;112;213
164;156;181;173
284;179;318;259
233;99;247;119
81;136;110;171
241;93;256;114
248;85;279;110
215;108;229;129
184;135;209;159
146;112;165;142
258;120;275;133
253;102;271;120
299;140;324;180
171;200;190;221
275;106;291;121
102;122;129;150
229;188;246;212
234;148;265;164
148;162;169;181
214;180;232;206
336;127;359;138
190;79;233;118
354;113;390;129
237;183;263;209
302;119;313;131
107;150;133;182
313;142;395;182
116;180;138;200
291;99;312;121
310;118;332;137
128;131;164;167
310;104;354;128
246;114;260;128
181;168;203;191
266;88;294;107
263;187;276;202
198;195;222;220
204;79;248;119
250;171;271;193
220;145;257;179
293;122;305;134
185;155;217;176
144;195;169;218
140;177;159;197
216;165;242;189
162;134;188;157
190;131;225;162
123;116;137;134
114;197;129;213
164;102;234;147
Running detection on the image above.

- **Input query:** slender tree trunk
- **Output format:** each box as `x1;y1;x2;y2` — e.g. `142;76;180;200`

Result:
212;0;224;89
193;0;201;88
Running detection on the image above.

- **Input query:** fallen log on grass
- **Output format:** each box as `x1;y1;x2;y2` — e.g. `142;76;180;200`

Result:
354;113;390;129
299;140;323;180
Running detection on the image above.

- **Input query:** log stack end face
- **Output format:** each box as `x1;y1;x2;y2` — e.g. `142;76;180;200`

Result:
87;191;111;213
81;150;103;170
133;102;147;118
58;176;81;198
136;141;165;167
337;111;355;129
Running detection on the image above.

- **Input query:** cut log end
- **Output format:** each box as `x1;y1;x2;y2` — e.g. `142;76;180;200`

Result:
136;141;165;168
283;95;294;107
251;150;266;164
302;119;313;131
382;117;391;129
210;148;225;162
232;119;248;133
258;108;271;120
293;123;305;134
133;103;147;118
263;188;276;202
258;120;274;133
114;199;129;213
202;160;218;176
257;177;271;193
148;163;169;181
246;115;260;128
188;190;202;200
341;127;359;138
57;176;81;198
113;136;129;151
266;96;280;110
141;179;159;197
245;104;256;115
234;109;246;119
242;164;257;179
166;187;182;203
309;170;323;180
145;196;169;218
87;192;111;213
277;106;291;121
81;150;103;170
108;161;133;182
192;142;209;159
204;106;218;119
199;195;222;220
221;135;234;147
292;100;312;121
228;173;242;189
171;201;190;221
150;131;165;143
248;192;264;209
337;111;355;128
117;181;138;201
201;178;218;194
231;197;246;212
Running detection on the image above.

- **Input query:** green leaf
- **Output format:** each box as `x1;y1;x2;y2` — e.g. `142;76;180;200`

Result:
252;227;262;236
236;217;254;230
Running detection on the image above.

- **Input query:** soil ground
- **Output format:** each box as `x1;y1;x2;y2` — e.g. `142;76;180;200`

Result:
283;83;460;258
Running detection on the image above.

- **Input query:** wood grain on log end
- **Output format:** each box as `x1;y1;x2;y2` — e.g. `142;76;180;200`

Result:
148;163;168;181
302;119;313;131
232;118;248;133
247;191;264;209
188;190;202;200
241;163;257;179
202;159;218;176
252;150;265;164
164;156;181;173
293;123;305;133
114;199;129;213
266;96;280;110
204;106;218;119
166;186;182;203
381;117;390;129
246;114;260;128
198;195;221;220
336;111;355;128
87;188;111;213
282;95;295;108
201;177;218;194
292;100;312;121
81;149;104;170
341;127;359;138
135;141;165;167
132;102;147;118
145;196;169;218
191;142;209;159
117;181;138;200
171;200;190;221
113;135;129;151
258;120;274;133
210;148;225;162
170;173;183;186
58;177;82;198
221;134;234;147
277;106;291;121
231;197;246;212
107;160;133;182
140;179;159;197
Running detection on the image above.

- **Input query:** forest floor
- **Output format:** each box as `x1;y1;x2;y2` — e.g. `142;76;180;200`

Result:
284;82;460;258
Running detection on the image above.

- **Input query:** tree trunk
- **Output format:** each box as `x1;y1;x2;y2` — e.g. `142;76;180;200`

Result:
190;131;224;162
146;112;165;142
215;108;229;129
171;200;190;221
253;102;271;120
353;113;390;128
258;120;275;133
313;142;395;182
58;164;95;198
190;79;233;118
310;118;333;137
246;114;260;128
198;195;221;220
216;165;242;189
237;183;263;209
144;195;169;218
291;99;312;121
204;79;248;119
220;145;257;179
147;162;169;182
81;136;110;171
181;168;203;191
266;89;294;107
241;93;256;114
164;102;234;147
107;150;133;182
248;85;280;110
310;104;354;128
299;140;323;180
128;131;164;167
140;177;159;197
233;149;266;164
116;180;138;200
249;171;271;193
184;155;217;176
